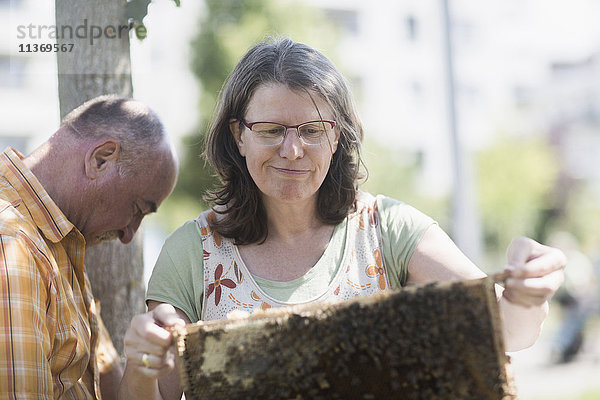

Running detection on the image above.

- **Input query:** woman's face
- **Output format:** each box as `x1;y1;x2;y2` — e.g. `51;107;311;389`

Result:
233;83;339;206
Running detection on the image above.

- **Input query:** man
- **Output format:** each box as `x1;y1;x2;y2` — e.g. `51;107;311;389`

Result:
0;95;178;399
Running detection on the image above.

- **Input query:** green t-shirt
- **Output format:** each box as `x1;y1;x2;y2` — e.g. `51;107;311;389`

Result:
146;195;435;322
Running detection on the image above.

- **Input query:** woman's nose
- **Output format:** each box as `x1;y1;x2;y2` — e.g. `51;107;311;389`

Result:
279;128;304;159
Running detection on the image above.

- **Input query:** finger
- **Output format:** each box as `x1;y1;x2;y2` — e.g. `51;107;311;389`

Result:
136;360;176;380
506;236;553;267
502;287;551;307
506;238;566;278
522;248;566;278
123;337;169;359
125;313;173;347
128;312;170;339
152;303;186;328
505;270;564;295
502;269;564;307
506;236;538;268
135;350;176;370
510;248;566;279
128;349;177;382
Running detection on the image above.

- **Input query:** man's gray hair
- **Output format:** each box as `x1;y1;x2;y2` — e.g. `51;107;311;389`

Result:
62;94;166;176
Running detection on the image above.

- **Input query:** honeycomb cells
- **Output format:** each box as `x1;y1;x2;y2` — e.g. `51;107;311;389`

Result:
175;277;517;399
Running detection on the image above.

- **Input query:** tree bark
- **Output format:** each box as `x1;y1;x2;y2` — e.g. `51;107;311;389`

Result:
55;0;144;355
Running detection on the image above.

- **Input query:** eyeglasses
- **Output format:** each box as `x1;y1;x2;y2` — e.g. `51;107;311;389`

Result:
241;119;336;146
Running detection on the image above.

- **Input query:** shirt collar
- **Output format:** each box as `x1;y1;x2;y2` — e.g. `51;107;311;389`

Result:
0;147;76;243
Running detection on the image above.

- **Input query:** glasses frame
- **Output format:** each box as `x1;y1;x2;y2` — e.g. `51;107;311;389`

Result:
240;119;336;146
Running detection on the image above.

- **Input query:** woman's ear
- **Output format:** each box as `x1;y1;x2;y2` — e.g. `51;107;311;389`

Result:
229;119;246;157
331;128;340;154
85;138;120;179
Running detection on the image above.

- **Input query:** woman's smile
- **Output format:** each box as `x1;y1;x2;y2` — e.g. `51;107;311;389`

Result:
272;166;310;176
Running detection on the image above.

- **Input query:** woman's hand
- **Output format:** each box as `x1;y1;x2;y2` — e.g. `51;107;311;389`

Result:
502;237;567;307
119;303;189;399
123;303;186;380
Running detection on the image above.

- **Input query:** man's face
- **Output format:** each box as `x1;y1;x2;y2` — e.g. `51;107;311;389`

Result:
82;149;177;247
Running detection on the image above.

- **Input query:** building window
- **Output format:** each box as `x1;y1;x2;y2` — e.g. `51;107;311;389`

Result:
0;56;27;88
513;85;532;109
324;8;359;36
406;15;418;41
0;0;22;9
410;80;423;97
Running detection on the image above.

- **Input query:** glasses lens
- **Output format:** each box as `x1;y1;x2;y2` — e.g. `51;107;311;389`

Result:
299;122;330;144
251;123;286;145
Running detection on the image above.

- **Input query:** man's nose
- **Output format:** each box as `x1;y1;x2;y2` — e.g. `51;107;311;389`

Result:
119;218;142;244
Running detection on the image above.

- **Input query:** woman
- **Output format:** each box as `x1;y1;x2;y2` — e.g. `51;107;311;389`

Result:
118;38;566;399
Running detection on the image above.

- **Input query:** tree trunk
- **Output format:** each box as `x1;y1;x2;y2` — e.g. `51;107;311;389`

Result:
55;0;144;355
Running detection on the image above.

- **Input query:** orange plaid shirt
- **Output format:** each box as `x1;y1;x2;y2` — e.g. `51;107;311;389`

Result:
0;148;119;399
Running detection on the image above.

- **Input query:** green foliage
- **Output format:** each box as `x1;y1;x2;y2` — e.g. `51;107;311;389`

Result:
147;193;205;234
531;388;600;400
476;137;559;253
360;140;449;226
190;0;338;112
573;390;600;400
360;140;416;198
124;0;152;25
175;0;339;210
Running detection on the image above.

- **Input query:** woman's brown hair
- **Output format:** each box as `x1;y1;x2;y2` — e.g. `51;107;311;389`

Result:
204;37;364;245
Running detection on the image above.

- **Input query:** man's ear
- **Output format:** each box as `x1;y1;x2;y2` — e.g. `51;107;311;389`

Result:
85;139;120;179
229;119;246;157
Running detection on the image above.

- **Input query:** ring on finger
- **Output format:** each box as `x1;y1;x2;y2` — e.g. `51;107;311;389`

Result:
142;353;150;368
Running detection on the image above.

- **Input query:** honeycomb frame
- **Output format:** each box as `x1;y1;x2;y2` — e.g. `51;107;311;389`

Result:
174;277;516;399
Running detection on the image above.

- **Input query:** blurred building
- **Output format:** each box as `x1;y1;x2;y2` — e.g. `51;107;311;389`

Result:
3;0;600;290
0;0;200;155
546;52;600;192
130;0;201;155
0;0;59;153
2;0;600;199
305;0;600;198
306;0;451;196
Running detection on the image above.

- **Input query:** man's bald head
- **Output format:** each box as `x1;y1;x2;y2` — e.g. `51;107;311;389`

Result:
62;95;172;176
30;95;179;246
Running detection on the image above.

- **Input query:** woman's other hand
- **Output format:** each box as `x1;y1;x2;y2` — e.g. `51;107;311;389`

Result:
502;236;567;307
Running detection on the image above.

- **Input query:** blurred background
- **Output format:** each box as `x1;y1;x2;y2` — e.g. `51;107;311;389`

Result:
2;0;600;398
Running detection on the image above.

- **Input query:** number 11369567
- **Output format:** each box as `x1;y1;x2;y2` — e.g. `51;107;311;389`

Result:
18;43;74;53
